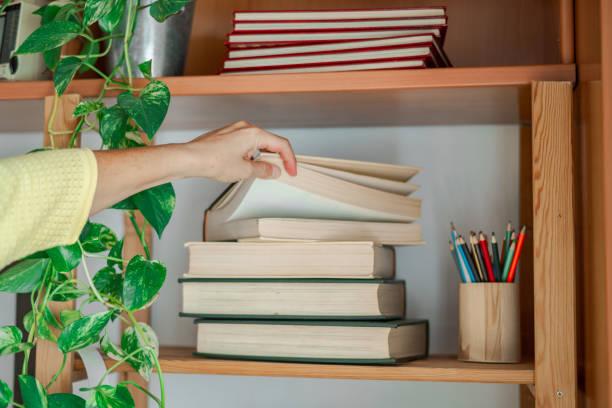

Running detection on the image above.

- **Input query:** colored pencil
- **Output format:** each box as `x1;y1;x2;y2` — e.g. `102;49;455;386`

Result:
507;225;527;282
491;233;501;282
479;232;495;282
449;240;466;283
460;236;479;282
455;238;475;283
469;232;485;282
501;241;516;281
503;222;512;263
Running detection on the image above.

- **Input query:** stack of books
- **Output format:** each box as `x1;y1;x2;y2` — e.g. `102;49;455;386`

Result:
221;7;451;75
180;154;429;364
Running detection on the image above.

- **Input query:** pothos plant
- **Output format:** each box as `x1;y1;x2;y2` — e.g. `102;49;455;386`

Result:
0;0;190;407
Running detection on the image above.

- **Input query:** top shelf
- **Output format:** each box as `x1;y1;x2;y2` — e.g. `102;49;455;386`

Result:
0;65;575;128
0;64;575;100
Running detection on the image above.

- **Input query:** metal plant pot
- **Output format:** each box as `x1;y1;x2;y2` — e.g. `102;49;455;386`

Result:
105;1;195;77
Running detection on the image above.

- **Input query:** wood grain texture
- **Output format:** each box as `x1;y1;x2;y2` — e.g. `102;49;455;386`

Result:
74;347;535;384
0;65;576;101
458;283;521;363
184;0;561;74
531;81;577;407
121;212;152;408
559;0;575;63
35;95;81;394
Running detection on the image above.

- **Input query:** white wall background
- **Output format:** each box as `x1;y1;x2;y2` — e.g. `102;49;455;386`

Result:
0;124;520;407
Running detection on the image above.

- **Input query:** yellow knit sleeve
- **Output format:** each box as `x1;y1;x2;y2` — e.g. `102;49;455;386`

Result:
0;149;98;269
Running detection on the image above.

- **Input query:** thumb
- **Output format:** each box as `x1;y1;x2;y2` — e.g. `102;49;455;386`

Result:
251;161;281;179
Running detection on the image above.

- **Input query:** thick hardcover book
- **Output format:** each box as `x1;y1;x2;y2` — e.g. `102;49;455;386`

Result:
204;217;423;245
185;241;395;279
233;7;446;21
179;278;405;320
193;319;429;364
226;27;445;47
233;17;448;33
227;34;434;59
203;153;421;236
222;55;431;74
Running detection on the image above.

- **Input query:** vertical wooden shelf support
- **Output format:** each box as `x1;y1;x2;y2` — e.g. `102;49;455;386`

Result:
35;94;82;393
531;81;577;407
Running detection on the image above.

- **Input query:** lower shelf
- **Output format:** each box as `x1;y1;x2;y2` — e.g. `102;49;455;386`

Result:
74;346;534;384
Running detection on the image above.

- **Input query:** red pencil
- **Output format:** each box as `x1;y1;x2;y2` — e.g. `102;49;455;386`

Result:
479;232;495;282
507;225;527;282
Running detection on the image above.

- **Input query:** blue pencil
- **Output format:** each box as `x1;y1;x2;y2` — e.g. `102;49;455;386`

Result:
455;238;475;283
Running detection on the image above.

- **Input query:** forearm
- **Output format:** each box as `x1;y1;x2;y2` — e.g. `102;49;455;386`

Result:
91;144;194;214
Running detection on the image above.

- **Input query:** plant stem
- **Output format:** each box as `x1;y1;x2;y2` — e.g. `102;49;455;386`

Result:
122;380;162;406
78;242;116;309
128;211;151;260
123;0;137;87
46;353;68;390
127;311;165;408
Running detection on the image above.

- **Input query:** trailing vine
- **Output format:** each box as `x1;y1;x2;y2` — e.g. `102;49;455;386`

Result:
0;1;190;407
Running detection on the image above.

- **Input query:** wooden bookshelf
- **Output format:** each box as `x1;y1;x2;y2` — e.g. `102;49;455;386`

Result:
74;347;535;385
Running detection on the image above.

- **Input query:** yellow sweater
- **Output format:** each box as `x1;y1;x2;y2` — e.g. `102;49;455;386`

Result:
0;149;97;270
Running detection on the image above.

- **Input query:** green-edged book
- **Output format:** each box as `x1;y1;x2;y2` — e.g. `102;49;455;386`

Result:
179;278;404;320
193;319;429;364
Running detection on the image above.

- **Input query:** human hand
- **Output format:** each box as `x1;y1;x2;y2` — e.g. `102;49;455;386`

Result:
182;121;298;182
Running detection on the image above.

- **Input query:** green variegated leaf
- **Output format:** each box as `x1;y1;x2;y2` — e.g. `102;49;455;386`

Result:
0;326;21;349
18;375;47;408
99;105;128;148
117;81;170;139
0;343;32;356
73;100;104;117
93;266;123;300
101;332;125;361
15;21;81;54
48;393;85;408
121;323;158;380
99;0;125;33
122;256;166;311
108;239;124;270
80;222;117;253
150;0;190;22
111;198;136;210
0;258;48;293
43;48;62;71
132;183;175;238
54;56;81;96
138;60;152;79
47;243;81;272
23;309;56;342
0;379;12;408
94;384;134;408
59;310;82;327
49;271;83;302
58;311;113;353
83;0;114;25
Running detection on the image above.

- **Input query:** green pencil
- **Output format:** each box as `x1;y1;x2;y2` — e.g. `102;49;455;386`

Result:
503;222;512;264
502;241;516;281
491;233;501;282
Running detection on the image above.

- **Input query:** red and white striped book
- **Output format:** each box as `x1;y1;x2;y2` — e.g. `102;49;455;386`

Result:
233;7;446;21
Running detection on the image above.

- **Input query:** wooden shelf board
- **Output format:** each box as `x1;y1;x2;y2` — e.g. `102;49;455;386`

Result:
0;65;574;100
74;346;534;384
0;65;575;129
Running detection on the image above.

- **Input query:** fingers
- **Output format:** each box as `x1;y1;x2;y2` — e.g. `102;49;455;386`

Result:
250;161;281;179
252;129;298;176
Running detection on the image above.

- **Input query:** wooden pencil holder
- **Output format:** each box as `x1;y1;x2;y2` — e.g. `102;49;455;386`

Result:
458;283;520;363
